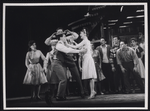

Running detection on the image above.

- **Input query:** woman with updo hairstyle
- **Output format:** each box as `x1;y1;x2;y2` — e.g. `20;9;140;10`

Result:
130;38;145;81
23;40;47;101
66;28;97;99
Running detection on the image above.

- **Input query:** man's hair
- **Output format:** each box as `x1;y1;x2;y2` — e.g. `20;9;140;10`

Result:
120;39;127;44
56;27;63;31
100;37;105;41
130;38;137;42
113;36;119;40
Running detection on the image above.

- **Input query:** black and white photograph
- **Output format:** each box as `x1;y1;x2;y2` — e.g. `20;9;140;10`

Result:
2;2;148;110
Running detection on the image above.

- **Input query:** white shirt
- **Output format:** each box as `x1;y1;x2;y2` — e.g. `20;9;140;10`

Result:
56;41;80;54
101;45;109;63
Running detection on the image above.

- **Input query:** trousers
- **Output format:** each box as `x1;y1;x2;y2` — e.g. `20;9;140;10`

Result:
122;61;144;92
101;63;114;92
52;60;67;97
68;65;84;94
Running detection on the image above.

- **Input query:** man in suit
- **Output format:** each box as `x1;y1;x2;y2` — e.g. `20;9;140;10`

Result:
45;28;86;100
96;37;115;94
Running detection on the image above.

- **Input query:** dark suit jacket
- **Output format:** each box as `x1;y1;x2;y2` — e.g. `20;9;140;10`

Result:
96;45;111;63
56;51;76;68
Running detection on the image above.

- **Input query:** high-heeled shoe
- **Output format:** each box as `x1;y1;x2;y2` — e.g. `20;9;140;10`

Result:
30;96;36;102
36;96;42;101
88;91;97;99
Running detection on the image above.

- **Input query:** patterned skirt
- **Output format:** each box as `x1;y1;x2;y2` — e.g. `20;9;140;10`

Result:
23;63;47;85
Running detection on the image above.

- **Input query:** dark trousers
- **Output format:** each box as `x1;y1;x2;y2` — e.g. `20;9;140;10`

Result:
113;62;125;92
68;66;84;94
52;60;67;97
101;63;114;92
122;61;144;92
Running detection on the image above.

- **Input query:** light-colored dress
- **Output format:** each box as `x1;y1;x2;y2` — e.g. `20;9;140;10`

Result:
81;39;97;80
132;46;145;78
23;50;47;85
92;50;105;81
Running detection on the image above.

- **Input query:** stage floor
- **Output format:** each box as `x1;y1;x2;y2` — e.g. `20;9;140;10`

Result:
6;93;145;107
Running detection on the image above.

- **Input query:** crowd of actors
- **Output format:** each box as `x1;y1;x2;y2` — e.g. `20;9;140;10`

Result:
23;27;145;101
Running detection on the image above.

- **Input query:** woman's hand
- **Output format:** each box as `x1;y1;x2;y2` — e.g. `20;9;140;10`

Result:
79;67;82;72
44;67;48;73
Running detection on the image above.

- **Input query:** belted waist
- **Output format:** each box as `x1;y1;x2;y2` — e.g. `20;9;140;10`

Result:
121;60;133;63
53;58;61;61
30;62;39;64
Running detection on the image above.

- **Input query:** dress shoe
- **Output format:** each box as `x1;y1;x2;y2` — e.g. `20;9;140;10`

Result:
80;94;86;99
124;90;133;94
104;91;109;94
56;96;66;101
100;92;104;95
36;96;42;101
30;96;36;102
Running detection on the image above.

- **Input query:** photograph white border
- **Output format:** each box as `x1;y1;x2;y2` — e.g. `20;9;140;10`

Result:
3;2;148;110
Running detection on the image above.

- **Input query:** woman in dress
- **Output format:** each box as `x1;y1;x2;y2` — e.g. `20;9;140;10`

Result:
138;32;145;65
66;28;97;99
130;38;145;80
23;40;47;101
91;43;105;95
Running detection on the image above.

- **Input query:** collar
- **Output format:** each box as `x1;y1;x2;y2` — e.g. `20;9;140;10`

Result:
100;44;107;48
31;49;37;52
121;47;129;51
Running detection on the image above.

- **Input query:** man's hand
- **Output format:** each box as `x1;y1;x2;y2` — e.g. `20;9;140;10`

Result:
99;64;101;69
133;66;137;72
121;67;127;73
64;29;71;34
112;67;116;72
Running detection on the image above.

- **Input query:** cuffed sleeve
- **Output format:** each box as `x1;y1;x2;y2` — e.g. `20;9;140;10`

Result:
44;52;50;68
45;37;52;46
25;52;30;68
56;41;80;54
116;49;122;65
109;48;114;64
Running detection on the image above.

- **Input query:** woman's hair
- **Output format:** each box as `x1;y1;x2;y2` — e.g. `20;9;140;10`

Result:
80;27;89;37
28;40;36;51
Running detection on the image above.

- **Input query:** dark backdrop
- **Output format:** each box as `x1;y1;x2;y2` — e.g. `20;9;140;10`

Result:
5;6;88;98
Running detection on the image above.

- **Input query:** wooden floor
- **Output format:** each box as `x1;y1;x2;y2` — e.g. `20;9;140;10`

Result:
6;93;145;107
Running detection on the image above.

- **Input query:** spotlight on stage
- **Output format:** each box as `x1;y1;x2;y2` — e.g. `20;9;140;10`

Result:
84;12;90;17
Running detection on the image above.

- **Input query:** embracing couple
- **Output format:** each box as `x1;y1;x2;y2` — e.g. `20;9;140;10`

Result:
44;27;97;101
